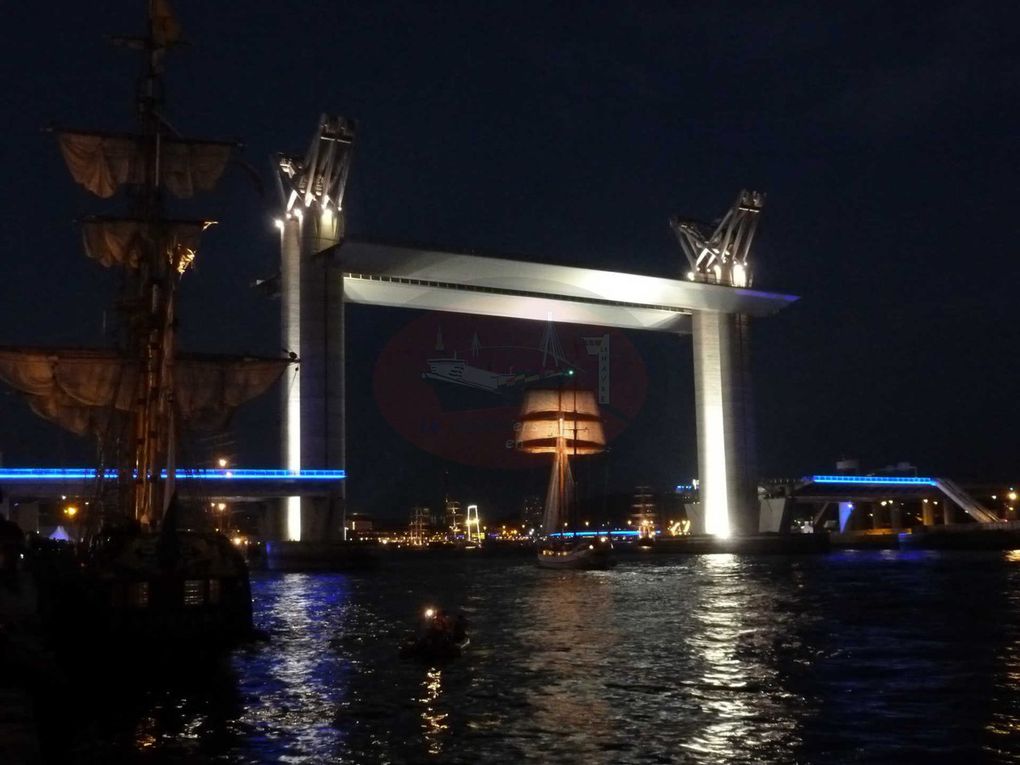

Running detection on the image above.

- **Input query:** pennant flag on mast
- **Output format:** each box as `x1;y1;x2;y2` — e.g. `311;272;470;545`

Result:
151;0;182;47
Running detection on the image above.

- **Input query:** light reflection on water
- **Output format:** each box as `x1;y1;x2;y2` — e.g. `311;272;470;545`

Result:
520;570;615;760
987;561;1020;758
58;550;1020;763
687;554;771;758
420;667;447;755
248;572;351;760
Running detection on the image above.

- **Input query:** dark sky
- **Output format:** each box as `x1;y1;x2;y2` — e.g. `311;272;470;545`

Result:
1;2;1017;518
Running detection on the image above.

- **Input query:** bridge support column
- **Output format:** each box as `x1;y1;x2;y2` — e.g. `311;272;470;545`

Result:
691;311;758;537
277;115;355;543
281;210;345;542
281;219;302;541
890;503;903;530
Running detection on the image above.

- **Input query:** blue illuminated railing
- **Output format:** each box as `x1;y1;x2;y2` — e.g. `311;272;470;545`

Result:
548;529;647;538
809;475;937;486
0;468;346;482
675;484;696;491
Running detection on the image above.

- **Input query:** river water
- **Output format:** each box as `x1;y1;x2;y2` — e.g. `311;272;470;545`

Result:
63;550;1020;763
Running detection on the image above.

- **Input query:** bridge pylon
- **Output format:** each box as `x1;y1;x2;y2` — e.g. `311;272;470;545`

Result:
276;115;356;542
671;191;766;537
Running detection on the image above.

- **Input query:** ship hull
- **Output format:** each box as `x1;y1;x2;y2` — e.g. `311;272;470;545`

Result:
536;540;616;570
30;530;255;658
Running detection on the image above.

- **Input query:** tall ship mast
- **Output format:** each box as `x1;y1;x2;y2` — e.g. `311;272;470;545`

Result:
0;1;288;530
517;387;616;569
0;2;290;650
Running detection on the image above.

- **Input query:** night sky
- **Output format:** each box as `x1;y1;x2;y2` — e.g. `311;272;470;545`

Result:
0;2;1017;519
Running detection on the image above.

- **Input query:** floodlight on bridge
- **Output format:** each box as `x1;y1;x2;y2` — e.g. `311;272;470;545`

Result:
671;190;764;288
276;114;356;217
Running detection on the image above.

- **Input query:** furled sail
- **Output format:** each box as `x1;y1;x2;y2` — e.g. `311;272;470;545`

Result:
0;347;289;436
516;389;606;454
173;355;290;431
57;131;234;199
517;388;605;534
81;217;214;269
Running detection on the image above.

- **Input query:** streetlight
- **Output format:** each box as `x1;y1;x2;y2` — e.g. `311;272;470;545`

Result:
63;505;80;544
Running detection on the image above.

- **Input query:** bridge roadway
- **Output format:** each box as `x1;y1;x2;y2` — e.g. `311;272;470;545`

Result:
791;474;998;525
0;468;345;502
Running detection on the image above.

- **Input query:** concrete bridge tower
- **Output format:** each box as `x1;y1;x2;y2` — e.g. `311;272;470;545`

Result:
671;191;765;537
276;115;356;541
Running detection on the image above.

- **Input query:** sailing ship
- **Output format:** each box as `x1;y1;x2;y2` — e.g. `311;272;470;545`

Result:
0;3;290;652
422;356;523;396
422;322;575;411
517;388;616;569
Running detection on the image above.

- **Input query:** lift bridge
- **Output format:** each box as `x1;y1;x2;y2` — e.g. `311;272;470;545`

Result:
275;115;794;542
0;117;788;541
4;114;1003;543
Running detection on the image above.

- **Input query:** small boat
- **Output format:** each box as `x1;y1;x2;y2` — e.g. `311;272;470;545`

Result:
536;535;617;570
635;534;655;550
399;607;469;662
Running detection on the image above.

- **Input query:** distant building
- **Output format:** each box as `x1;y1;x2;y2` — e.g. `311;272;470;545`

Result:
835;457;860;475
874;461;919;477
835;458;918;478
345;513;380;543
348;513;374;532
521;496;543;531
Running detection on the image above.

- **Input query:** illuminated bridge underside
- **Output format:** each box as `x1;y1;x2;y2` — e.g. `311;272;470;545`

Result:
330;240;798;538
336;241;796;331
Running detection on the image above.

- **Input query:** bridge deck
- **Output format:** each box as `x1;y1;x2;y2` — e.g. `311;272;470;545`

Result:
0;468;345;501
336;240;798;332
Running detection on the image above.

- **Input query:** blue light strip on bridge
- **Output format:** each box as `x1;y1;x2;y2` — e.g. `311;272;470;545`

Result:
809;475;937;486
0;468;346;482
548;529;645;538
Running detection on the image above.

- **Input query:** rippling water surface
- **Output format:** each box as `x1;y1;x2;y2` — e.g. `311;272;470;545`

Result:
69;550;1020;763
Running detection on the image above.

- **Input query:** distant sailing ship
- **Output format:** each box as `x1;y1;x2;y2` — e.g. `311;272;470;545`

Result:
517;389;615;570
0;2;290;651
